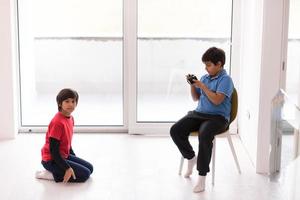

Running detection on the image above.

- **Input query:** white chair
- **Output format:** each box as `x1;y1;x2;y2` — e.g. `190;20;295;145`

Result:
178;88;241;185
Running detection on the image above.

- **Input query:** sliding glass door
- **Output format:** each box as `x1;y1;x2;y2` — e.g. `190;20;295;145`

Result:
137;0;233;122
281;0;300;168
17;0;233;133
286;0;300;104
18;0;123;127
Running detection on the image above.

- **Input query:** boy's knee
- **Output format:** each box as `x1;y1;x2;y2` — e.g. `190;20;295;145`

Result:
170;124;178;138
83;173;91;182
80;170;91;182
88;164;93;174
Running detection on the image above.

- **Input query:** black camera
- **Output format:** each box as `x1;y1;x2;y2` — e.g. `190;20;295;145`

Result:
186;74;198;84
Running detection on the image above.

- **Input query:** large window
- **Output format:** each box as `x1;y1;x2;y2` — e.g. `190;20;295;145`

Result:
137;0;233;122
17;0;234;131
18;0;123;126
286;0;300;105
280;0;300;170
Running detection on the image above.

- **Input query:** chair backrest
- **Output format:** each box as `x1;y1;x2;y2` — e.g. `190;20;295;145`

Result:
229;88;238;125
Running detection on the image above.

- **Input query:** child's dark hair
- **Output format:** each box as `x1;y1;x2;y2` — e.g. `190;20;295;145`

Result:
202;47;226;67
56;88;79;111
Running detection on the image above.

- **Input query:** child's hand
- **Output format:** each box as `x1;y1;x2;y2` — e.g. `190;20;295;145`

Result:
186;74;198;84
63;167;76;183
193;80;205;89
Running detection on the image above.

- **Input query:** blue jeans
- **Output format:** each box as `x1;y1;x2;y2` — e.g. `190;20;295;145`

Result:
42;155;93;182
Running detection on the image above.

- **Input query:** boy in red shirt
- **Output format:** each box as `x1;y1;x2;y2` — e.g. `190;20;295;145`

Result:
36;88;93;182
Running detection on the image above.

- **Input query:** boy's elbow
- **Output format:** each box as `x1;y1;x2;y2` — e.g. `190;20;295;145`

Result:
215;100;222;105
193;96;199;102
213;95;225;105
213;98;224;105
192;94;200;101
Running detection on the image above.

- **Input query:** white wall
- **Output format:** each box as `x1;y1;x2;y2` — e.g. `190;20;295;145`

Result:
239;0;286;173
256;0;286;173
0;0;18;139
239;0;264;168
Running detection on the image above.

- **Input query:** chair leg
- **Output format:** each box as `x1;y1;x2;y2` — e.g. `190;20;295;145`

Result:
226;135;241;173
212;139;216;185
179;156;184;175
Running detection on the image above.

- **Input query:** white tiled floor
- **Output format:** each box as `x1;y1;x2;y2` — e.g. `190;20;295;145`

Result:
280;155;300;200
0;133;291;200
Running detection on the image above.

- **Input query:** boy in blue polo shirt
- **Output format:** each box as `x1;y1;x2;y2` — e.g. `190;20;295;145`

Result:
170;47;234;193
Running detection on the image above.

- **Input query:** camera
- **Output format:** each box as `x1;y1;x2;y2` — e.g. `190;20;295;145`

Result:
186;74;198;84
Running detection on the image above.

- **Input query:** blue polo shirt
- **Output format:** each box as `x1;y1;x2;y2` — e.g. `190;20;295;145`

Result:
195;69;234;121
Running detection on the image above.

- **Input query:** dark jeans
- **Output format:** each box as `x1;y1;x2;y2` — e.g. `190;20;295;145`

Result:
42;155;93;182
170;111;228;176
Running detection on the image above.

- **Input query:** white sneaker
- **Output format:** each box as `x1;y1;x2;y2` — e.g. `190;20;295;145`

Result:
35;170;54;181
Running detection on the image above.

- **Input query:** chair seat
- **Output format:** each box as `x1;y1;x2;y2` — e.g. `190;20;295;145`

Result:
215;131;230;138
190;130;229;137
